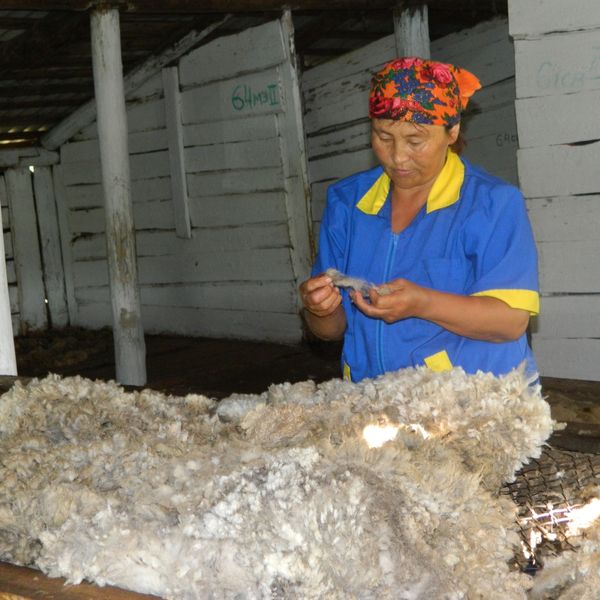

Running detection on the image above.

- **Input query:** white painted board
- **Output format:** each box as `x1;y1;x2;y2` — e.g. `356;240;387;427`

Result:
182;69;283;126
509;0;600;38
76;280;297;314
532;337;600;380
537;240;600;294
76;301;303;344
5;168;47;331
527;195;600;243
518;142;600;198
533;295;600;339
514;31;600;99
516;89;600;148
179;20;286;88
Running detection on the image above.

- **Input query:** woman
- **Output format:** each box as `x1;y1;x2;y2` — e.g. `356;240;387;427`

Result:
300;57;539;383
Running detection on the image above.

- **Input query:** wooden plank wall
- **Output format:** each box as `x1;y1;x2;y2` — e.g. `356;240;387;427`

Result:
59;20;308;343
0;176;19;333
509;0;600;380
302;18;518;239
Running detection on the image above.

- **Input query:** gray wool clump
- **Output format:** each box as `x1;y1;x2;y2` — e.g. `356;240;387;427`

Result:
0;367;589;599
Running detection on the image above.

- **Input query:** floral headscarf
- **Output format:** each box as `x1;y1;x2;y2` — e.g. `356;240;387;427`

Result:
368;57;481;126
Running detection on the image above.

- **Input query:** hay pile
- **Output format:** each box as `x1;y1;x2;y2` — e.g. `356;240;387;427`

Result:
0;367;560;599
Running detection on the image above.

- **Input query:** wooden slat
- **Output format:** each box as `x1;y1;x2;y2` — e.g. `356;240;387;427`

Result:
432;18;513;88
68;199;175;236
61;150;170;185
75;302;303;343
532;337;600;381
508;0;600;38
187;166;284;197
184;138;281;173
181;68;283;126
4;168;47;331
514;30;600;99
61;129;168;164
516;89;600;149
65;178;172;210
537;240;600;294
183;113;277;147
527;195;600;243
33;166;68;327
179;20;285;88
533;295;600;339
309;146;377;184
189;191;287;228
71;224;290;261
518;142;600;198
72;248;293;287
76;280;297;313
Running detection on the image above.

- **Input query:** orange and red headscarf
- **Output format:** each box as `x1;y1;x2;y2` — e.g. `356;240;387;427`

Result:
369;57;481;126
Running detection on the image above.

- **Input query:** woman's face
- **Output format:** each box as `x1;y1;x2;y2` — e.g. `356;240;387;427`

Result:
371;119;460;192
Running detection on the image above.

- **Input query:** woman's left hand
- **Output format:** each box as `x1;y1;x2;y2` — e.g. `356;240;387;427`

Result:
350;278;430;323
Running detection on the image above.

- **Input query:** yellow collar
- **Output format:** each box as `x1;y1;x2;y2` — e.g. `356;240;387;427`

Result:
356;150;464;215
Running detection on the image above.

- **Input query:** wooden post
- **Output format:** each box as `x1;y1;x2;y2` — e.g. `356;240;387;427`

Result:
0;177;17;375
162;66;191;239
393;4;430;59
91;5;146;386
279;9;314;306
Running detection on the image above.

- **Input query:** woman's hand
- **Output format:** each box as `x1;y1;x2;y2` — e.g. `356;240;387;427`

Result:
299;273;346;340
350;278;428;323
351;277;530;342
300;273;342;317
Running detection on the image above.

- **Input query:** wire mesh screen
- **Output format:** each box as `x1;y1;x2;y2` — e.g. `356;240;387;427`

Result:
501;447;600;572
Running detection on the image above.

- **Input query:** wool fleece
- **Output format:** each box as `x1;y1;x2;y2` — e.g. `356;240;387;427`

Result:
0;367;556;599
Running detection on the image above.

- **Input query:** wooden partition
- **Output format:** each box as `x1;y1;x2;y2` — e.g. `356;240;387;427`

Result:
58;18;311;344
510;0;600;380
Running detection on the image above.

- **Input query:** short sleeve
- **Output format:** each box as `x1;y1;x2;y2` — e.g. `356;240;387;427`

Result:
311;183;350;277
463;183;540;315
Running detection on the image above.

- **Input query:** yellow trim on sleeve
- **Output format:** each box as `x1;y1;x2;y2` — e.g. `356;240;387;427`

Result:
424;350;453;372
343;362;352;381
426;150;464;213
356;172;390;215
471;289;540;315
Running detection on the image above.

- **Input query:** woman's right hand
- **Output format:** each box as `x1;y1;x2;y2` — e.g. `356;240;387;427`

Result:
299;273;342;318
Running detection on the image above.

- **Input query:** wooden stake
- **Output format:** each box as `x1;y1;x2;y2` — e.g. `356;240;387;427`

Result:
91;6;146;386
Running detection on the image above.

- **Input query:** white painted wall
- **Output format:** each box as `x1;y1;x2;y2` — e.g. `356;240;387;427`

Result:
510;0;600;381
302;18;518;238
58;19;311;344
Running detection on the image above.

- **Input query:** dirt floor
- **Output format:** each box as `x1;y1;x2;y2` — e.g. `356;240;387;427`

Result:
11;327;600;436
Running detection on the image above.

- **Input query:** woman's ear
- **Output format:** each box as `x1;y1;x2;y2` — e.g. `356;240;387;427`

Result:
447;123;460;145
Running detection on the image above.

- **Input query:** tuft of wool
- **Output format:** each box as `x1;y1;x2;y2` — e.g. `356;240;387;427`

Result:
0;368;556;599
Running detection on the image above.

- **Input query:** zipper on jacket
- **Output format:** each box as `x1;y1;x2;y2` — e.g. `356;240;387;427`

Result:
376;232;399;374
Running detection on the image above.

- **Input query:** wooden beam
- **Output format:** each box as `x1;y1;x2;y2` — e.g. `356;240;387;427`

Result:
41;14;230;150
91;5;146;386
0;0;398;10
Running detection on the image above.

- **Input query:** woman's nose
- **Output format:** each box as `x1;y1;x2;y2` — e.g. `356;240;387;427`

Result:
391;143;409;166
